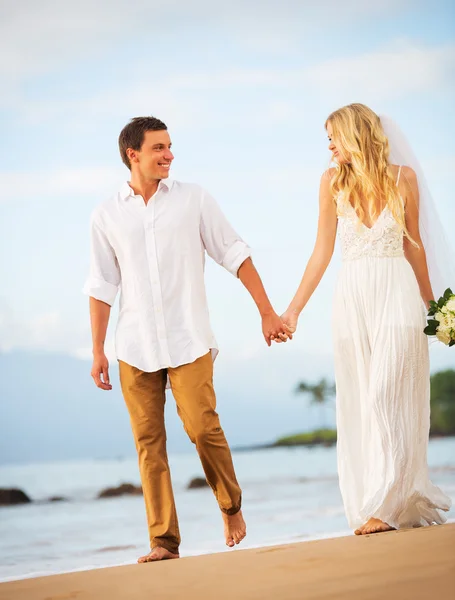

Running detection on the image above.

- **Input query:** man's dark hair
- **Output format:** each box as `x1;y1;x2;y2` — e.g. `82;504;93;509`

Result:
118;116;167;169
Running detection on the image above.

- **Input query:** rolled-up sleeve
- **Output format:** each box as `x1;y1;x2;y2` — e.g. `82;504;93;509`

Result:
82;211;120;306
199;189;252;277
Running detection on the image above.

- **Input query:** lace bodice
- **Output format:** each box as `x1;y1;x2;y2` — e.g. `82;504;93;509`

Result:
337;194;404;261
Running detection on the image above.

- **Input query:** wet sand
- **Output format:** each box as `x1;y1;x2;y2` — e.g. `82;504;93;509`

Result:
1;523;454;600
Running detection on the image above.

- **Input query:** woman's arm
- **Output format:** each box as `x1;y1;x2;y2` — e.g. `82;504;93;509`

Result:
281;170;338;333
401;166;434;309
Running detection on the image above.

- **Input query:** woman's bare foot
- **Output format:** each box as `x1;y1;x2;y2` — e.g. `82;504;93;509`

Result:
222;510;247;547
138;547;180;563
354;517;395;535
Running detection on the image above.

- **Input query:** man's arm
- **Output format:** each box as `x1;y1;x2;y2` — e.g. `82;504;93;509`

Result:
83;210;120;389
89;298;112;390
199;189;290;346
238;258;291;346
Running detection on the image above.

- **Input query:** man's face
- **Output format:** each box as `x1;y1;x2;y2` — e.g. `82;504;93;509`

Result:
128;129;174;179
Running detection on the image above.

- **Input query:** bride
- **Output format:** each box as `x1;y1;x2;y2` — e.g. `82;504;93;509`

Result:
279;103;451;534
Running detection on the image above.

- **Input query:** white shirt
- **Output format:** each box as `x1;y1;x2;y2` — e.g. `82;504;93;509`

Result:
83;179;251;376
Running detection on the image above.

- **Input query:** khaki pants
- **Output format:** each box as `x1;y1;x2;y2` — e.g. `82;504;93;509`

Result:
119;352;242;554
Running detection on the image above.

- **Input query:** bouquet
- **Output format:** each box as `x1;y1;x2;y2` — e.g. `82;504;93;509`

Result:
424;288;455;347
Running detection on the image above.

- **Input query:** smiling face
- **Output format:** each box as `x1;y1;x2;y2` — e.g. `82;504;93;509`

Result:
127;129;174;180
326;120;349;164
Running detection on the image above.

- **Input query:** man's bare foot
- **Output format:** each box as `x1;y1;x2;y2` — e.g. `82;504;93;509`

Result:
138;547;180;563
222;510;247;547
355;517;395;535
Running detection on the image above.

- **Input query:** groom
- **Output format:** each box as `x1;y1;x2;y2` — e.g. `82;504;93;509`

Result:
83;116;291;562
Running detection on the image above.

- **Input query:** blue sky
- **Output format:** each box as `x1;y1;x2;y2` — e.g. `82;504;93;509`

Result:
1;0;454;461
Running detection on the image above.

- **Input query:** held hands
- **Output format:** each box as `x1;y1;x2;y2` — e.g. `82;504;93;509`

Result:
272;308;299;344
262;310;294;346
91;351;112;390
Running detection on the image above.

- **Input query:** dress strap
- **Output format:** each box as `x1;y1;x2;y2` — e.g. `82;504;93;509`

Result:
396;165;402;185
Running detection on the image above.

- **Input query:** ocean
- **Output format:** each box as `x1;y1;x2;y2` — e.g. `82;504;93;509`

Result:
1;438;454;582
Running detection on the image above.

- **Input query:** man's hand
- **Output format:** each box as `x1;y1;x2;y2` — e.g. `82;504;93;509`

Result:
91;352;112;390
262;310;293;347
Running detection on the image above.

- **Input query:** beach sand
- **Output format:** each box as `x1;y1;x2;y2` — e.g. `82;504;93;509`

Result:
1;523;454;600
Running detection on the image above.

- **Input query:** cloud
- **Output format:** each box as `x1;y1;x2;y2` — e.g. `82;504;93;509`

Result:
8;38;453;127
8;84;207;129
0;0;418;93
304;41;455;102
0;299;117;360
72;340;117;362
0;304;75;353
1;1;148;79
171;40;455;98
0;166;126;202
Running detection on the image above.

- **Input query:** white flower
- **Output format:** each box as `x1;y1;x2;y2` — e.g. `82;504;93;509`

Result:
446;297;455;312
440;318;454;334
436;328;452;345
435;311;444;322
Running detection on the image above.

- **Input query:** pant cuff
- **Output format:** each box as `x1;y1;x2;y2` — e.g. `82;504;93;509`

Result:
151;538;180;554
220;494;242;516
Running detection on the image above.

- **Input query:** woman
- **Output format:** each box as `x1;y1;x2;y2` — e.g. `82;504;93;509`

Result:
280;103;451;534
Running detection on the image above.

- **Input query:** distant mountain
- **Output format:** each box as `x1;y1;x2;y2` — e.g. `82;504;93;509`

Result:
2;342;452;465
0;348;334;465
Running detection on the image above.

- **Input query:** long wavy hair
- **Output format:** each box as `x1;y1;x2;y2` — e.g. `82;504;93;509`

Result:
325;103;416;244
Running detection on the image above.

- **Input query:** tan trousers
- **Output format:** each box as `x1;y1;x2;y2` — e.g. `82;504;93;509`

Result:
118;352;242;554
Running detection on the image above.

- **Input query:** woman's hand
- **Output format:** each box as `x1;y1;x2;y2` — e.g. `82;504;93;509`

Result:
262;310;293;346
274;308;299;342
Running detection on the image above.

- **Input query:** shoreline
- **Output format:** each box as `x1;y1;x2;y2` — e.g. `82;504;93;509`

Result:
232;432;455;453
0;529;353;584
1;524;454;600
0;434;453;466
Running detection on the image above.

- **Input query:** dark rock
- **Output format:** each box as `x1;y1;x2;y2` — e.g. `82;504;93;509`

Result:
98;483;143;499
48;496;68;502
323;441;336;448
187;477;209;490
0;488;32;506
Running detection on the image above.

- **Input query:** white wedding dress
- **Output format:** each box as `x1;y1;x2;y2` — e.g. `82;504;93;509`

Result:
333;168;451;530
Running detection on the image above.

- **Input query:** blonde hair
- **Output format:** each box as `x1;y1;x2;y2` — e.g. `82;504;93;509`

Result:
325;103;416;244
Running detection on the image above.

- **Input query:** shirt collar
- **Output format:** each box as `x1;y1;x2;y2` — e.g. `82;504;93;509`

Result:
119;178;174;201
160;177;174;191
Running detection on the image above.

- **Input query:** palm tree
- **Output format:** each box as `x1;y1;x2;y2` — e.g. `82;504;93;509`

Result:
430;369;455;436
295;378;336;429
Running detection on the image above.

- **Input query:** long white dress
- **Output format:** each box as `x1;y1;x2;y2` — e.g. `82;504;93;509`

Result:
333;173;451;530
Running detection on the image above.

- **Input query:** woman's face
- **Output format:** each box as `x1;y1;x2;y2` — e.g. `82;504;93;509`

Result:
326;121;349;164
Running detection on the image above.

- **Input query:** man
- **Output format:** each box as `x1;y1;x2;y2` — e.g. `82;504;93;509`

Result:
83;116;290;563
